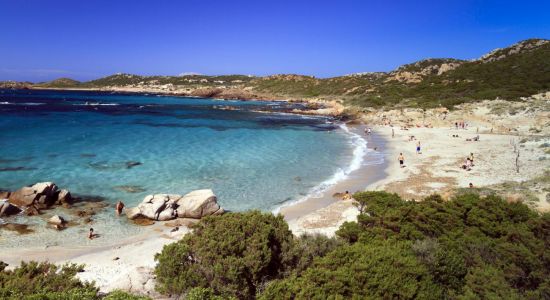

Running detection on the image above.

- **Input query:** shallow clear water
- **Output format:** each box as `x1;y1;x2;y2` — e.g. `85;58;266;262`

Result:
0;89;355;213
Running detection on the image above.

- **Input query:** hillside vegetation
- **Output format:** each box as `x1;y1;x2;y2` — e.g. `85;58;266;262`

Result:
20;38;550;108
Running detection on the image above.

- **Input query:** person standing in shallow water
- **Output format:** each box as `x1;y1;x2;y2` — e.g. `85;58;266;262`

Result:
115;201;125;216
416;141;421;154
398;153;405;168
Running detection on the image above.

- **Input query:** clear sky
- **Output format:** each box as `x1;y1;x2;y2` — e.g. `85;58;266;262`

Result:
1;0;549;82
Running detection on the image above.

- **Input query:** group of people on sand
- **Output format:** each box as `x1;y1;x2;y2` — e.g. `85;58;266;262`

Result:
87;200;125;240
455;121;468;129
461;153;475;171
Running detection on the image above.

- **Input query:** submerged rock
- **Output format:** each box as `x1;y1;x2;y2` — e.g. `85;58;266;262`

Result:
0;223;34;234
113;185;146;193
125;161;142;169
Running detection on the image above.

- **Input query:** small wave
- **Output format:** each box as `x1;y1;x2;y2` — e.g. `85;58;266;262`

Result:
75;102;120;106
22;102;46;106
273;124;379;214
0;102;45;106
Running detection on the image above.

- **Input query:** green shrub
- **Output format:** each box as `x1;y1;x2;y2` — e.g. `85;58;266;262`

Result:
154;211;294;299
260;240;441;299
0;261;98;300
103;290;151;300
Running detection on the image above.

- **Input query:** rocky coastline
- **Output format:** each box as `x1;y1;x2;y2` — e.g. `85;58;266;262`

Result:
0;182;225;236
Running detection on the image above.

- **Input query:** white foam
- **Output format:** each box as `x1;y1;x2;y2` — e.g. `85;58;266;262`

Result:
0;102;45;105
75;102;120;106
273;124;380;214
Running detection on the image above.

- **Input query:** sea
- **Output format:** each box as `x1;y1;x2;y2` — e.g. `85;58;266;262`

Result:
0;89;379;247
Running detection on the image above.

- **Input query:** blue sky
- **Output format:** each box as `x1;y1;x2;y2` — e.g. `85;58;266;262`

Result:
1;0;549;82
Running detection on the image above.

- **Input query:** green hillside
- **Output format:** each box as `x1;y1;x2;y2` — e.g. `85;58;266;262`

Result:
30;38;550;109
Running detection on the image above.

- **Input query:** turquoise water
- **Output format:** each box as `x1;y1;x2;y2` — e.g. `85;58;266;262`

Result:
0;89;358;213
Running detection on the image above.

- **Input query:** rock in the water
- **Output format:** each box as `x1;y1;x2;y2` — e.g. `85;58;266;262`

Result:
0;200;21;217
0;191;10;199
0;223;34;234
176;189;222;219
127;190;222;222
125;207;142;220
113;185;146;193
139;195;168;220
57;189;72;205
126;161;142;169
24;205;40;216
8;182;59;208
132;216;155;226
48;215;66;225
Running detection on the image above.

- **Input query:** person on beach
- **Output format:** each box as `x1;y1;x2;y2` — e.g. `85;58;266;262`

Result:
115;201;125;216
398;153;405;168
469;153;474;165
416;141;421;154
342;191;352;200
88;228;94;240
392;128;395;138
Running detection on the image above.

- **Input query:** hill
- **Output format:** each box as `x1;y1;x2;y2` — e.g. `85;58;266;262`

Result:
11;38;550;109
35;77;81;88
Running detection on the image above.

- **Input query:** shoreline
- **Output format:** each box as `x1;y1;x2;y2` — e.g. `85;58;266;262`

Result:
279;124;385;220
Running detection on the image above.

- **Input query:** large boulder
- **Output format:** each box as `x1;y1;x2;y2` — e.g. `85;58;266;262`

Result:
176;189;223;219
0;200;21;217
127;190;223;222
8;182;59;208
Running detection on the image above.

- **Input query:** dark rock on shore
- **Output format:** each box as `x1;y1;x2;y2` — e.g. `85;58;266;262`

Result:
0;200;21;217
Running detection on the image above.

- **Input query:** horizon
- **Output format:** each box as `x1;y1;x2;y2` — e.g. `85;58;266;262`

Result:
1;0;549;82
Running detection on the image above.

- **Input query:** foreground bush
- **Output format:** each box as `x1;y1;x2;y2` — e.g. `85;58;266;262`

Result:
0;262;150;300
154;211;294;299
0;261;98;300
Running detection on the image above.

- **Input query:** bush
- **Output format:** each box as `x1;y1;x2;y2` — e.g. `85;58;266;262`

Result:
103;290;151;300
260;240;441;299
0;261;98;300
154;211;294;299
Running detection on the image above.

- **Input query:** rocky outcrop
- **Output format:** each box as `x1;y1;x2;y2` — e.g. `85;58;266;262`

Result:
127;189;224;221
8;182;60;208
